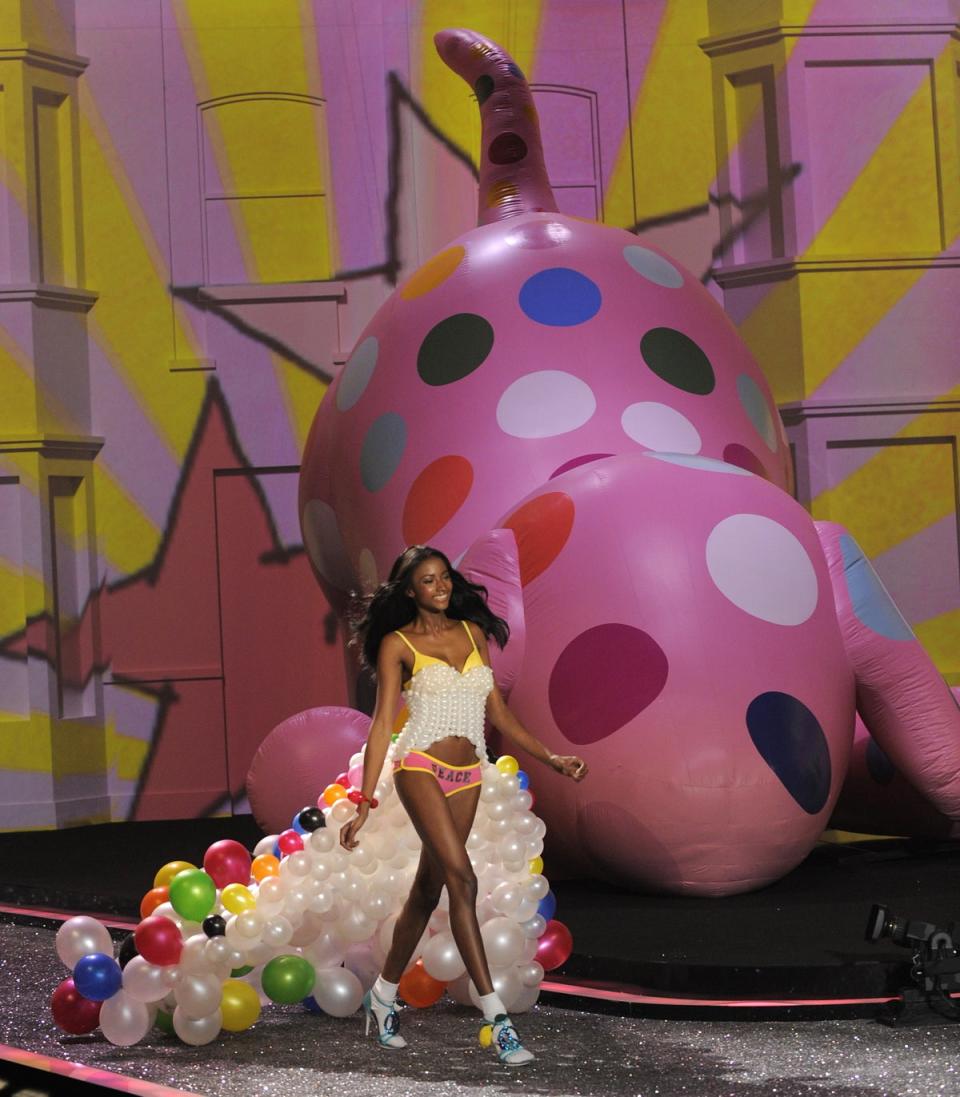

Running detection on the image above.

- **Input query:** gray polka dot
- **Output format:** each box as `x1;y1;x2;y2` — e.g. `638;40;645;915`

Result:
623;246;684;288
360;412;406;492
336;336;379;412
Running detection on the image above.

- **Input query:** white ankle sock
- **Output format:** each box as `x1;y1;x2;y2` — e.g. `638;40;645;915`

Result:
478;991;507;1022
373;975;399;1006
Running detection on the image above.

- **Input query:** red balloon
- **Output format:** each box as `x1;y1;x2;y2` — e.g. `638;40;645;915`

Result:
134;915;183;966
277;829;304;855
203;838;252;889
335;772;349;787
398;959;445;1008
535;919;573;972
51;977;102;1034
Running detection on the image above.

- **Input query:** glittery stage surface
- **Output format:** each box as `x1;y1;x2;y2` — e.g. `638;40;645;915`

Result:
5;922;959;1097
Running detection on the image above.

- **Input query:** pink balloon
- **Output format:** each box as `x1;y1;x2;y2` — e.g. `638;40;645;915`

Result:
535;920;573;972
203;839;252;890
277;829;304;855
247;707;371;834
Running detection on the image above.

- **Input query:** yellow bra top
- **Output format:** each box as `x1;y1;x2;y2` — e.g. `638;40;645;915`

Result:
394;619;485;678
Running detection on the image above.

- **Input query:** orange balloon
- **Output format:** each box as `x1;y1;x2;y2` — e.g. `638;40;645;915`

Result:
140;885;169;919
251;854;280;882
398;959;445;1009
322;783;347;806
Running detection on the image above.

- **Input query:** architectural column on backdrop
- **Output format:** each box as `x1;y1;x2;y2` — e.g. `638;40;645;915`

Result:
0;0;106;827
703;0;960;685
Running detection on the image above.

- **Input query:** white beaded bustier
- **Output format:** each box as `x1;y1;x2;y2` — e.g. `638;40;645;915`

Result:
392;622;495;760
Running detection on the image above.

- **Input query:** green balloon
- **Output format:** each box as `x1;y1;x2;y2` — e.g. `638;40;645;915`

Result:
261;955;315;1005
230;964;253;978
168;868;216;922
155;1008;174;1034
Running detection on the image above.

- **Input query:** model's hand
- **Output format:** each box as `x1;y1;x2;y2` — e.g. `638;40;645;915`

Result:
339;803;370;851
549;754;588;781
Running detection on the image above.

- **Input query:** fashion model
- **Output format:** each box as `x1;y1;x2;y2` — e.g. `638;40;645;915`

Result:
344;544;587;1064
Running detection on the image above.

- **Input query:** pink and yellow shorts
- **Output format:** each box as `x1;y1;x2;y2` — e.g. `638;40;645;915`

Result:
394;750;482;797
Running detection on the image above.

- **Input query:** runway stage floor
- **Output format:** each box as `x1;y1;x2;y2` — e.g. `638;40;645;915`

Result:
1;818;958;1006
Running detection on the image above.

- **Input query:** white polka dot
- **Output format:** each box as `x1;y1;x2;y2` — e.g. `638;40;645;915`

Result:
706;514;819;626
621;402;701;453
496;371;596;438
623;245;684;288
358;548;378;593
336;336;379;412
644;452;752;475
301;500;354;590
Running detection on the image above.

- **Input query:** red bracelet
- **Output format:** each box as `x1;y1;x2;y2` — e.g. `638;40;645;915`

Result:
347;790;379;809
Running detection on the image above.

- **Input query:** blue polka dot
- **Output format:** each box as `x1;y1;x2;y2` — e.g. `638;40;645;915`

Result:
360;412;406;492
519;268;602;327
866;737;896;785
642;453;752;475
746;691;831;814
839;534;913;641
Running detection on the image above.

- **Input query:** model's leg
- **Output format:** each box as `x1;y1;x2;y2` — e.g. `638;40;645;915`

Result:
393;770;493;995
380;840;444;983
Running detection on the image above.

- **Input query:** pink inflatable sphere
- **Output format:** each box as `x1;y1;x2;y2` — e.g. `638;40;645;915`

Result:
299;213;790;599
469;453;855;894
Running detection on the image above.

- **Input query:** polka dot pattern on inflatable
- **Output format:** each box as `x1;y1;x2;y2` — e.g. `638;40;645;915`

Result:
746;691;832;814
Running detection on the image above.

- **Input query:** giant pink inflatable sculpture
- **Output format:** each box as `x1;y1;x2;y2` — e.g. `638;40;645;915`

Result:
298;28;960;896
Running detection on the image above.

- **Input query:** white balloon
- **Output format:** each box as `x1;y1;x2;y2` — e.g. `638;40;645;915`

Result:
254;834;279;857
55;916;114;970
517;912;548;939
514;791;533;812
467;966;522;1011
122;956;169;1003
173;1005;222;1045
480;917;524;968
331;798;355;825
175;972;223;1020
306;928;347;969
236;911;262;939
263;915;294;948
339;906;375;944
509;982;541;1013
421;931;466;982
100;990;151;1046
446;971;473;1006
283;851;313;878
343;943;380;991
312;967;363;1017
176;934;211;973
309;828;336;854
519;960;544;987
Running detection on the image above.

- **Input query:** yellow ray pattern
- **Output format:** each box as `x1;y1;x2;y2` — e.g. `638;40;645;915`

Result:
915;611;960;686
605;0;819;229
175;0;335;449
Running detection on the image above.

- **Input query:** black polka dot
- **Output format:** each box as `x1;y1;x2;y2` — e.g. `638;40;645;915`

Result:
746;691;831;814
488;132;528;165
417;314;495;386
866;738;896;785
640;327;716;395
474;75;494;105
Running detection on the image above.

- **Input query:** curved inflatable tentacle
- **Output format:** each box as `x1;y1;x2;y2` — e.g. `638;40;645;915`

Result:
459;527;526;699
434;27;558;226
816;520;960;820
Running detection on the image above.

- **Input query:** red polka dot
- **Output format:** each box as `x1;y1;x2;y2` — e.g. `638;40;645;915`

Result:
549;453;613;479
723;443;769;480
501;492;575;585
549;625;669;744
402;456;474;544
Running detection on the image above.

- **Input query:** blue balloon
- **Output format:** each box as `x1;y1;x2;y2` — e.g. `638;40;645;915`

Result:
291;812;308;835
302;995;323;1014
73;952;122;1001
273;842;281;858
516;770;530;790
537;889;557;921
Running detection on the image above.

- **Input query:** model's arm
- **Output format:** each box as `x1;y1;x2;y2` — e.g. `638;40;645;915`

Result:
471;623;587;782
340;635;406;850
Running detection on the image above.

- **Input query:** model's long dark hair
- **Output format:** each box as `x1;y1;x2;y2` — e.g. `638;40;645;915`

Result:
350;545;509;672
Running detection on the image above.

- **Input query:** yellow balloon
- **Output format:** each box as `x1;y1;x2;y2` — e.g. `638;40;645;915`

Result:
495;755;519;776
529;856;544;875
153;860;197;889
478;1023;493;1048
221;883;255;914
220;979;261;1032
